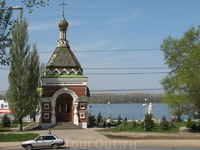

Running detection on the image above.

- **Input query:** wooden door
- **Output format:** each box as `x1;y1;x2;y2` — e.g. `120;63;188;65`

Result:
56;94;73;122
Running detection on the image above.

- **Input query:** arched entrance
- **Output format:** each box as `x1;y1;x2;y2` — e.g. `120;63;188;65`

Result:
55;94;73;122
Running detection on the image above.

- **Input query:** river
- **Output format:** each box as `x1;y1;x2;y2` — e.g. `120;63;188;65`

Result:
88;103;185;121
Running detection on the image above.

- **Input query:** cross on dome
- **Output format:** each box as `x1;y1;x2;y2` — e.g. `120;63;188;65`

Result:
58;2;68;30
60;2;67;16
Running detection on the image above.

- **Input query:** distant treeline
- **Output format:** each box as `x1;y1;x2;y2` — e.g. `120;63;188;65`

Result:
1;93;163;104
89;93;163;104
0;94;6;99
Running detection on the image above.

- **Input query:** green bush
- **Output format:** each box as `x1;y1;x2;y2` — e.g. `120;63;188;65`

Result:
1;114;11;127
186;121;197;131
99;118;103;127
88;115;96;127
144;114;155;131
187;117;192;122
128;120;137;129
128;121;133;129
197;125;200;131
118;121;125;131
141;122;144;128
89;115;95;122
97;111;102;123
160;115;169;130
169;121;176;128
133;120;137;127
124;120;128;126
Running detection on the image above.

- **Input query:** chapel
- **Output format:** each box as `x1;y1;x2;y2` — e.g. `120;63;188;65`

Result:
39;4;90;129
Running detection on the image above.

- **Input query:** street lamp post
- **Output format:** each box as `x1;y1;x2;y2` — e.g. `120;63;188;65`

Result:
143;103;145;130
145;99;147;114
88;105;92;116
107;102;111;118
3;6;23;10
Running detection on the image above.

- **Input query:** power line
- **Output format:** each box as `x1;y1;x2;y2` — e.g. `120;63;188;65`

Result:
85;0;183;33
84;67;168;70
0;67;169;70
0;88;164;94
85;72;168;75
0;67;10;70
1;86;198;94
38;48;161;53
0;67;170;75
90;88;164;93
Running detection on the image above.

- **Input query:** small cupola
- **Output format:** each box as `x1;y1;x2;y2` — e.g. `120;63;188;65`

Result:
58;15;68;29
58;2;68;44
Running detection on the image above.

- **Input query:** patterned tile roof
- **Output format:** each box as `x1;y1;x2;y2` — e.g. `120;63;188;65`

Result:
46;43;81;68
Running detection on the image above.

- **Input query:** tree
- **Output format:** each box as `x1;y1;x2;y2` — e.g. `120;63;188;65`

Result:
1;114;11;127
162;94;185;121
39;62;46;86
27;43;40;122
0;0;50;66
21;0;50;12
160;115;169;130
28;61;45;122
160;26;200;119
97;111;102;123
0;0;13;66
144;114;154;131
7;11;40;131
0;94;6;99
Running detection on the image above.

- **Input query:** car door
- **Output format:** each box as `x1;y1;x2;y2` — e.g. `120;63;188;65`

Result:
33;136;45;147
44;135;56;147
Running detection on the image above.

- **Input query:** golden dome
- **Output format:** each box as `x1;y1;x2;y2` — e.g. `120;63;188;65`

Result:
58;16;68;29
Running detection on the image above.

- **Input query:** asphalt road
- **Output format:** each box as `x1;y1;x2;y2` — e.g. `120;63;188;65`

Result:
2;145;200;150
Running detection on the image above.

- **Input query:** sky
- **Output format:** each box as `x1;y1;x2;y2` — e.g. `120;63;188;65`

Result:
0;0;199;95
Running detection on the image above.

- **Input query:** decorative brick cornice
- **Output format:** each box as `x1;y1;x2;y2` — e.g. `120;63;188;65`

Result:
41;77;88;86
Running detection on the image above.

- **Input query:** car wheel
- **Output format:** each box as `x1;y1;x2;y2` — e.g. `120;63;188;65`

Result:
52;144;58;149
26;145;32;150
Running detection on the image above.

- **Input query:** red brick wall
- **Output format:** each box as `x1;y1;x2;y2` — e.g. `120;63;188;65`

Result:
78;102;87;122
42;86;87;97
41;102;52;123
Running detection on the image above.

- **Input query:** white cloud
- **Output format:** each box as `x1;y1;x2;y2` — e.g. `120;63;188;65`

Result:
106;10;141;25
29;19;85;31
68;20;85;26
29;21;58;31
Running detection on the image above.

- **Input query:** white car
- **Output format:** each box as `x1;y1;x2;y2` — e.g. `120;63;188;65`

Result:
21;135;65;150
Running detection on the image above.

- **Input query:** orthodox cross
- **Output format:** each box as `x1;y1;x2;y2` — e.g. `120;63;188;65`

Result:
60;2;67;16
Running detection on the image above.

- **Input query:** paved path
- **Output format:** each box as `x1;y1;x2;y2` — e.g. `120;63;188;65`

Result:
179;126;190;133
0;127;200;148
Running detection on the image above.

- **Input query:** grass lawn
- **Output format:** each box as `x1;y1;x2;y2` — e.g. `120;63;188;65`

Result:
0;133;39;142
0;123;39;142
0;122;31;131
99;121;187;133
